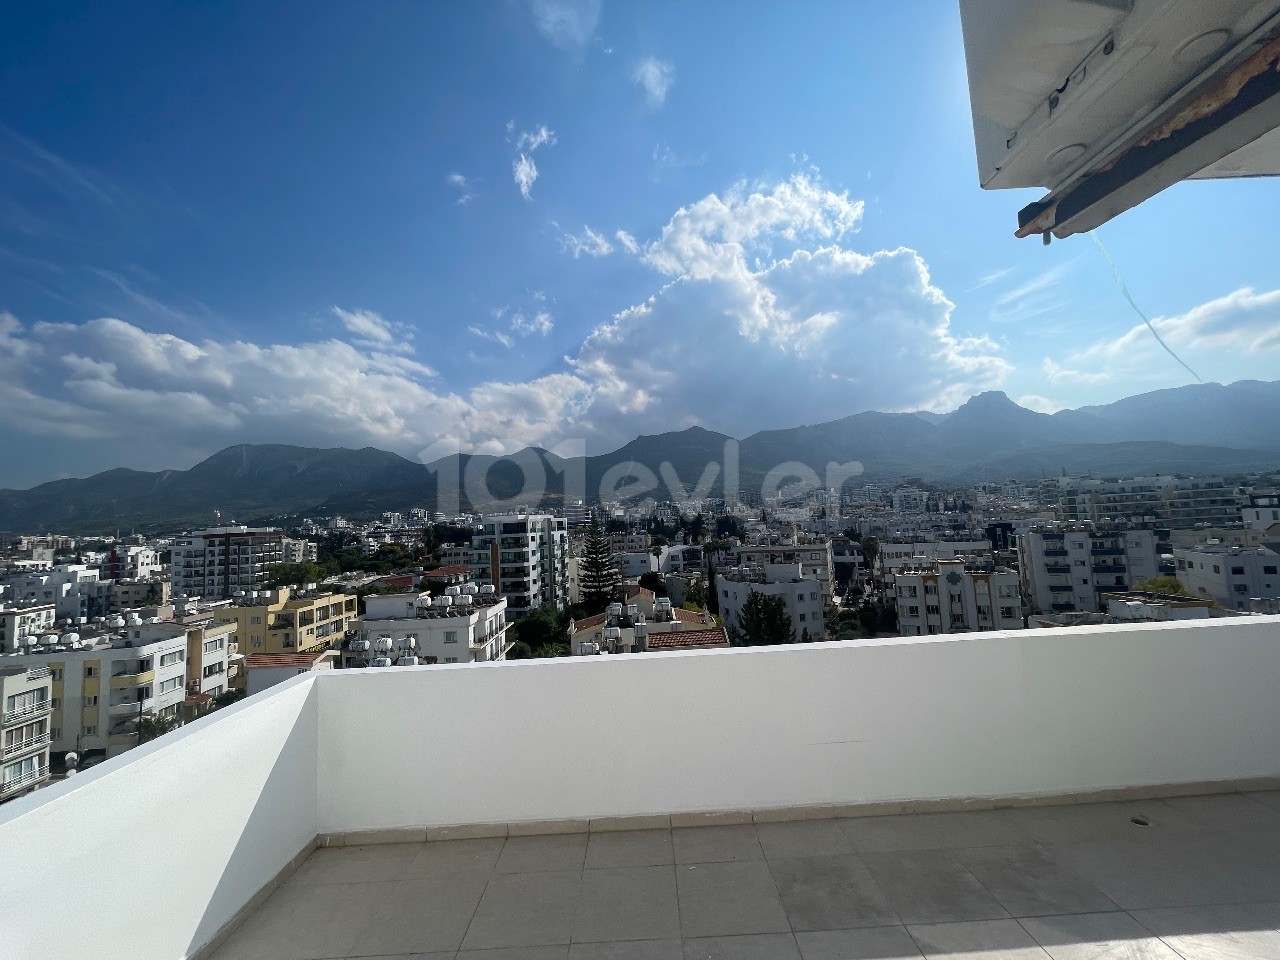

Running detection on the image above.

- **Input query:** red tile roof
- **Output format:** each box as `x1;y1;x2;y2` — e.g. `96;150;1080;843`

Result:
673;607;710;624
625;586;656;601
570;612;607;632
645;628;729;649
426;565;473;578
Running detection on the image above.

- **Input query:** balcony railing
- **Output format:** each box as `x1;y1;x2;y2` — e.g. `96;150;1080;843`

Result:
2;732;50;759
3;616;1280;960
3;699;51;724
0;764;48;798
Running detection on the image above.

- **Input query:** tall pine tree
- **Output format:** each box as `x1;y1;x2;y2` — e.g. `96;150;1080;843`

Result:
579;524;621;614
727;590;796;647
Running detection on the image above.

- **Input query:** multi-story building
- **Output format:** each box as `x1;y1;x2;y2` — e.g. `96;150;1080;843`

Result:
347;585;510;666
471;514;568;614
1174;543;1280;611
733;536;835;602
211;587;356;656
101;546;162;581
281;538;319;564
1018;524;1160;614
878;540;993;574
0;604;56;655
1242;491;1280;532
1057;476;1240;528
1;563;103;620
111;578;171;612
170;527;285;601
716;563;825;642
893;558;1023;636
0;664;53;802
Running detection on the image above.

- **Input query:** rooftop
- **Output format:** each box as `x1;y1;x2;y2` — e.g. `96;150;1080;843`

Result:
3;616;1280;960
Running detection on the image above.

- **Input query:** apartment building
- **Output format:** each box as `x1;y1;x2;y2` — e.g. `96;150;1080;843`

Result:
348;584;510;666
1018;524;1160;614
716;563;825;642
471;514;568;613
0;603;56;654
100;546;162;581
281;537;319;564
878;540;993;574
111;578;171;612
893;558;1023;636
2;563;103;619
733;535;836;602
1057;475;1240;528
1174;543;1280;611
0;664;53;802
211;587;356;655
1242;491;1280;532
170;526;285;600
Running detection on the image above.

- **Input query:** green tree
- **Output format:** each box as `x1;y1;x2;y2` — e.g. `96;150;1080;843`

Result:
1133;576;1193;597
704;555;719;615
136;714;180;744
684;575;707;608
533;642;570;658
727;591;796;647
579;524;621;614
714;515;745;540
638;571;667;596
506;640;534;660
860;537;879;571
511;606;568;654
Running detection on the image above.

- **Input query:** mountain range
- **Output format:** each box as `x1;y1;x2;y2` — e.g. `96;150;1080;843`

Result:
4;379;1279;534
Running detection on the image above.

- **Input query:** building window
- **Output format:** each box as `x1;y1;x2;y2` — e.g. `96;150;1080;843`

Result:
83;696;98;707
84;665;97;677
159;651;183;667
445;657;458;663
50;668;62;681
444;631;458;644
83;725;97;736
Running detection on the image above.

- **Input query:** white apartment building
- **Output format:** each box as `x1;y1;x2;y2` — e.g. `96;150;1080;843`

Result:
0;604;56;655
891;488;928;512
1018;524;1160;614
1;664;53;802
1174;544;1280;611
734;536;836;602
1057;475;1240;528
893;558;1023;636
1242;492;1280;532
471;514;568;613
0;616;234;759
281;538;319;564
349;584;510;666
2;563;103;620
716;563;825;643
878;540;993;574
170;526;285;601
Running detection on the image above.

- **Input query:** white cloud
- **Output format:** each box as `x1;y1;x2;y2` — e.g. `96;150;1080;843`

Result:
446;172;475;205
468;325;514;349
332;307;412;353
615;230;639;254
527;0;600;51
511;310;554;337
1016;394;1062;413
515;125;557;152
632;57;675;109
509;124;556;200
1;173;1023;480
1042;286;1280;391
988;261;1075;324
561;225;614;258
513;154;539;200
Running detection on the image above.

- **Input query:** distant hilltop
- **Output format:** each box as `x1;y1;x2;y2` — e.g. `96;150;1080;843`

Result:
2;379;1279;534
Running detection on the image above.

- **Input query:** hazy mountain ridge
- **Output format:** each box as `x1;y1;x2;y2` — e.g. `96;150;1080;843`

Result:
3;380;1279;533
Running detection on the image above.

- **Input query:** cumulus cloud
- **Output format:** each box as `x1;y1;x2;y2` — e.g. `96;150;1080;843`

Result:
561;225;614;258
2;173;1024;481
1017;394;1063;413
632;57;675;109
513;155;539;200
527;0;600;50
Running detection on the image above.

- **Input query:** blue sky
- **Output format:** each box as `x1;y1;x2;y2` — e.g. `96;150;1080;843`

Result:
2;0;1279;488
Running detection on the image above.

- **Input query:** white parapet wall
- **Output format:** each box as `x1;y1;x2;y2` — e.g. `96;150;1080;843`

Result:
2;617;1280;960
0;674;319;960
316;616;1280;832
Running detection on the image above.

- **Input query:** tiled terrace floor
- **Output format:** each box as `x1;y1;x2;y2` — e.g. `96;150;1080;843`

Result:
209;790;1280;960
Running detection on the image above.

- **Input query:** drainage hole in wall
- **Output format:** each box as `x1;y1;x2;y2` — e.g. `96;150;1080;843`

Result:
1130;817;1150;826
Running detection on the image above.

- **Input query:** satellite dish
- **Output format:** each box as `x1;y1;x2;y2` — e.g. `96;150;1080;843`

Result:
64;751;79;766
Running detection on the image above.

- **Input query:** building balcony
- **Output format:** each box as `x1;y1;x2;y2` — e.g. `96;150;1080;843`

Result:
0;764;48;799
3;617;1280;960
111;670;155;688
1043;549;1068;558
2;699;51;725
2;732;50;759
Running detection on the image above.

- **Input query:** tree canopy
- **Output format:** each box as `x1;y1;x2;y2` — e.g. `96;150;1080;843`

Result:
579;524;621;614
727;590;795;647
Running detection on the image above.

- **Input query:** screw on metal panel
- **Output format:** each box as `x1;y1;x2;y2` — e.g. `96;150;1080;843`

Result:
1042;230;1052;246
